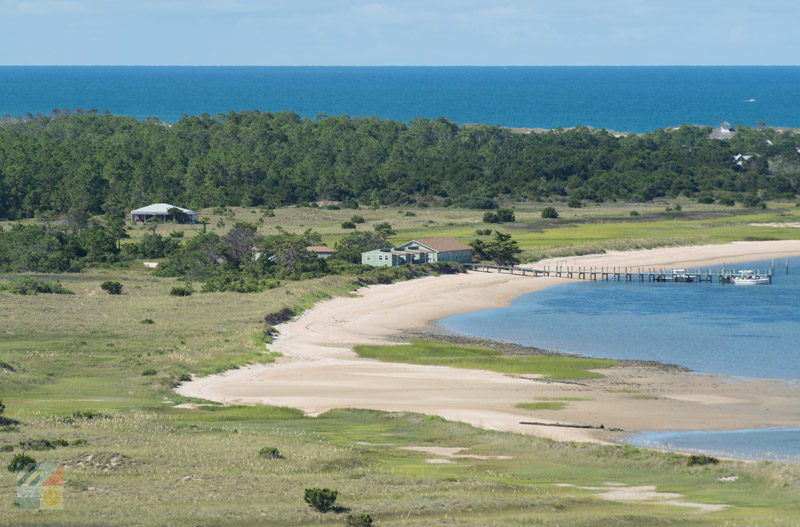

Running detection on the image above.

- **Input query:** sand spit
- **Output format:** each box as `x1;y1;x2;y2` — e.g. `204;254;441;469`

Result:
178;240;800;444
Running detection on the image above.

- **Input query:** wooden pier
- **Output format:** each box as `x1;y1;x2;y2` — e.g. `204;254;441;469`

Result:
464;263;773;284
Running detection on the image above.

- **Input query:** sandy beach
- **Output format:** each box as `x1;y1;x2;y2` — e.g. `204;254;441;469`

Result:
178;240;800;444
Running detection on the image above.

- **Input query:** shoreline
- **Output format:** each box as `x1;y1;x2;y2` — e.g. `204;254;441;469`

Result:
177;240;800;450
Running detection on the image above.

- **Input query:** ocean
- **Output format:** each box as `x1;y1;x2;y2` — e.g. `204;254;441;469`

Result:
1;66;799;132
440;258;800;461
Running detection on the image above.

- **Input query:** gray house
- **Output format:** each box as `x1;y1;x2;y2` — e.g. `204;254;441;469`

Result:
362;238;473;267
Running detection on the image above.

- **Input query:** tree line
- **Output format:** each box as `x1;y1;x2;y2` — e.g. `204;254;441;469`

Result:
1;111;799;220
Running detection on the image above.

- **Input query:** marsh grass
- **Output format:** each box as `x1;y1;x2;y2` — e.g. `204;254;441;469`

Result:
354;339;616;379
515;402;568;410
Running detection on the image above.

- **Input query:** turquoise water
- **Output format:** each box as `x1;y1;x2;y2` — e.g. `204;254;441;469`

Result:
440;258;800;460
2;66;799;132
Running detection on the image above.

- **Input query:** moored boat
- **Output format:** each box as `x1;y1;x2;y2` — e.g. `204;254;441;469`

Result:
728;270;771;285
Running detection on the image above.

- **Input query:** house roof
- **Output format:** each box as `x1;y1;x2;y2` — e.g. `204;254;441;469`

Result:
409;238;473;252
130;203;197;215
306;246;336;253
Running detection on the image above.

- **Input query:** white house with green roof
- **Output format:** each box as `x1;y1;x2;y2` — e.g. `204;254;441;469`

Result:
361;237;473;267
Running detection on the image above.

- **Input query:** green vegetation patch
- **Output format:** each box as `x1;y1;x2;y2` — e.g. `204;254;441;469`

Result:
515;401;568;411
354;339;616;379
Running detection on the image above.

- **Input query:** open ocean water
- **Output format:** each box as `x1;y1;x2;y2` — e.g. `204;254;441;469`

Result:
440;258;800;461
1;66;799;132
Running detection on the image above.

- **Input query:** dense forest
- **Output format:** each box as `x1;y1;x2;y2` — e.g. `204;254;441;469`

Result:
1;110;799;220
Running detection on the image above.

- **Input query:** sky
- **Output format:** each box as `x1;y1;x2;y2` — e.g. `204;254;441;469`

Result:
0;0;797;66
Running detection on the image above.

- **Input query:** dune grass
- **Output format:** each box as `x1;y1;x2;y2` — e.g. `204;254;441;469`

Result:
516;401;568;410
354;339;616;379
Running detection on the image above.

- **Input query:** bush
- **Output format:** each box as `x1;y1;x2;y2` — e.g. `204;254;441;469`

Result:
719;197;736;206
350;215;365;224
0;445;13;452
475;229;492;235
100;281;123;295
697;194;715;204
139;318;155;324
304;488;338;512
687;454;719;466
346;513;374;527
170;286;194;296
541;207;559;219
0;278;73;295
373;222;395;235
341;221;356;230
258;447;283;459
629;210;640;217
483;208;515;223
404;211;416;217
7;453;36;473
567;197;582;208
141;369;157;376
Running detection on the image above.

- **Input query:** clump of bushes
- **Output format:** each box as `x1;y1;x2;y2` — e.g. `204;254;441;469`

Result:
350;215;365;224
541;207;559;219
100;281;123;295
0;278;73;295
7;453;36;473
483;208;515;223
567;197;583;208
139;318;155;324
304;487;338;512
60;410;108;424
687;454;719;466
141;369;157;376
346;513;374;527
170;285;194;296
341;221;356;230
629;210;640;217
258;447;283;459
17;438;69;451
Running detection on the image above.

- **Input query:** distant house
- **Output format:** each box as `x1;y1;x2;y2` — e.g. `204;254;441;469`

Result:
733;153;754;166
306;246;336;258
709;121;737;140
130;203;198;224
362;237;473;267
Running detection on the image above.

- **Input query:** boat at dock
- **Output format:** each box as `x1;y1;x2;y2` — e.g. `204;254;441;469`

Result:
723;270;771;285
654;269;694;283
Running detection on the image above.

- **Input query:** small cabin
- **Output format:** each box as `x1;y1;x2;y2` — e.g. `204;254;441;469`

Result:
130;203;198;224
362;238;473;267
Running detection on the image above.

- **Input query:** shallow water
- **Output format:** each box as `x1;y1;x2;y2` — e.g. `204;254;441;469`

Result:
440;257;800;460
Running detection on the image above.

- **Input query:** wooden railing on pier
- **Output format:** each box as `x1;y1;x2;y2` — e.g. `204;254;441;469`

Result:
464;263;773;284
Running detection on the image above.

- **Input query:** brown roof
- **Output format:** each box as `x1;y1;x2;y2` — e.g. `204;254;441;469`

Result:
306;246;335;253
411;238;473;252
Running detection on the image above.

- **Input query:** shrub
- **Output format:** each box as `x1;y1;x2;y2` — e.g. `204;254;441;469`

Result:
7;453;36;473
346;513;374;527
304;488;338;512
541;207;559;219
687;454;719;466
178;373;192;382
404;211;416;217
629;210;640;216
341;221;356;230
373;222;395;235
0;445;13;452
719;197;736;206
0;278;73;295
139;318;155;324
483;208;515;223
170;286;194;296
141;369;157;376
567;197;582;208
350;215;365;224
697;194;715;204
258;447;283;459
100;281;123;295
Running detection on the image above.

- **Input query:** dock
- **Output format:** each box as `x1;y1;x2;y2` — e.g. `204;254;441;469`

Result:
464;263;773;284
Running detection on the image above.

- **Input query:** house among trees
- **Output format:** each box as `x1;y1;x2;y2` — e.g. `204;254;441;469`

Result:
130;203;198;224
362;238;473;267
306;246;336;258
709;121;737;140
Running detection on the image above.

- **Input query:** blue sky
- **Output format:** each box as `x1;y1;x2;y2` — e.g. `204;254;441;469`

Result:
0;0;796;66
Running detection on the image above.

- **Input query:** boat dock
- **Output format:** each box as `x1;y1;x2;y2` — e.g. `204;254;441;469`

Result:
464;263;773;284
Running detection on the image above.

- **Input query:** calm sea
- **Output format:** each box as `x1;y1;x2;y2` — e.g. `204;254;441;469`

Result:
440;258;800;460
1;66;799;132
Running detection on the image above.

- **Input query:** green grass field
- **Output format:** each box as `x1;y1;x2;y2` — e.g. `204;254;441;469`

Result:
354;340;616;379
2;202;800;525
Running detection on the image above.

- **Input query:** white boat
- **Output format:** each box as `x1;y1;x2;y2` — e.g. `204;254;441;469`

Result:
730;270;770;285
